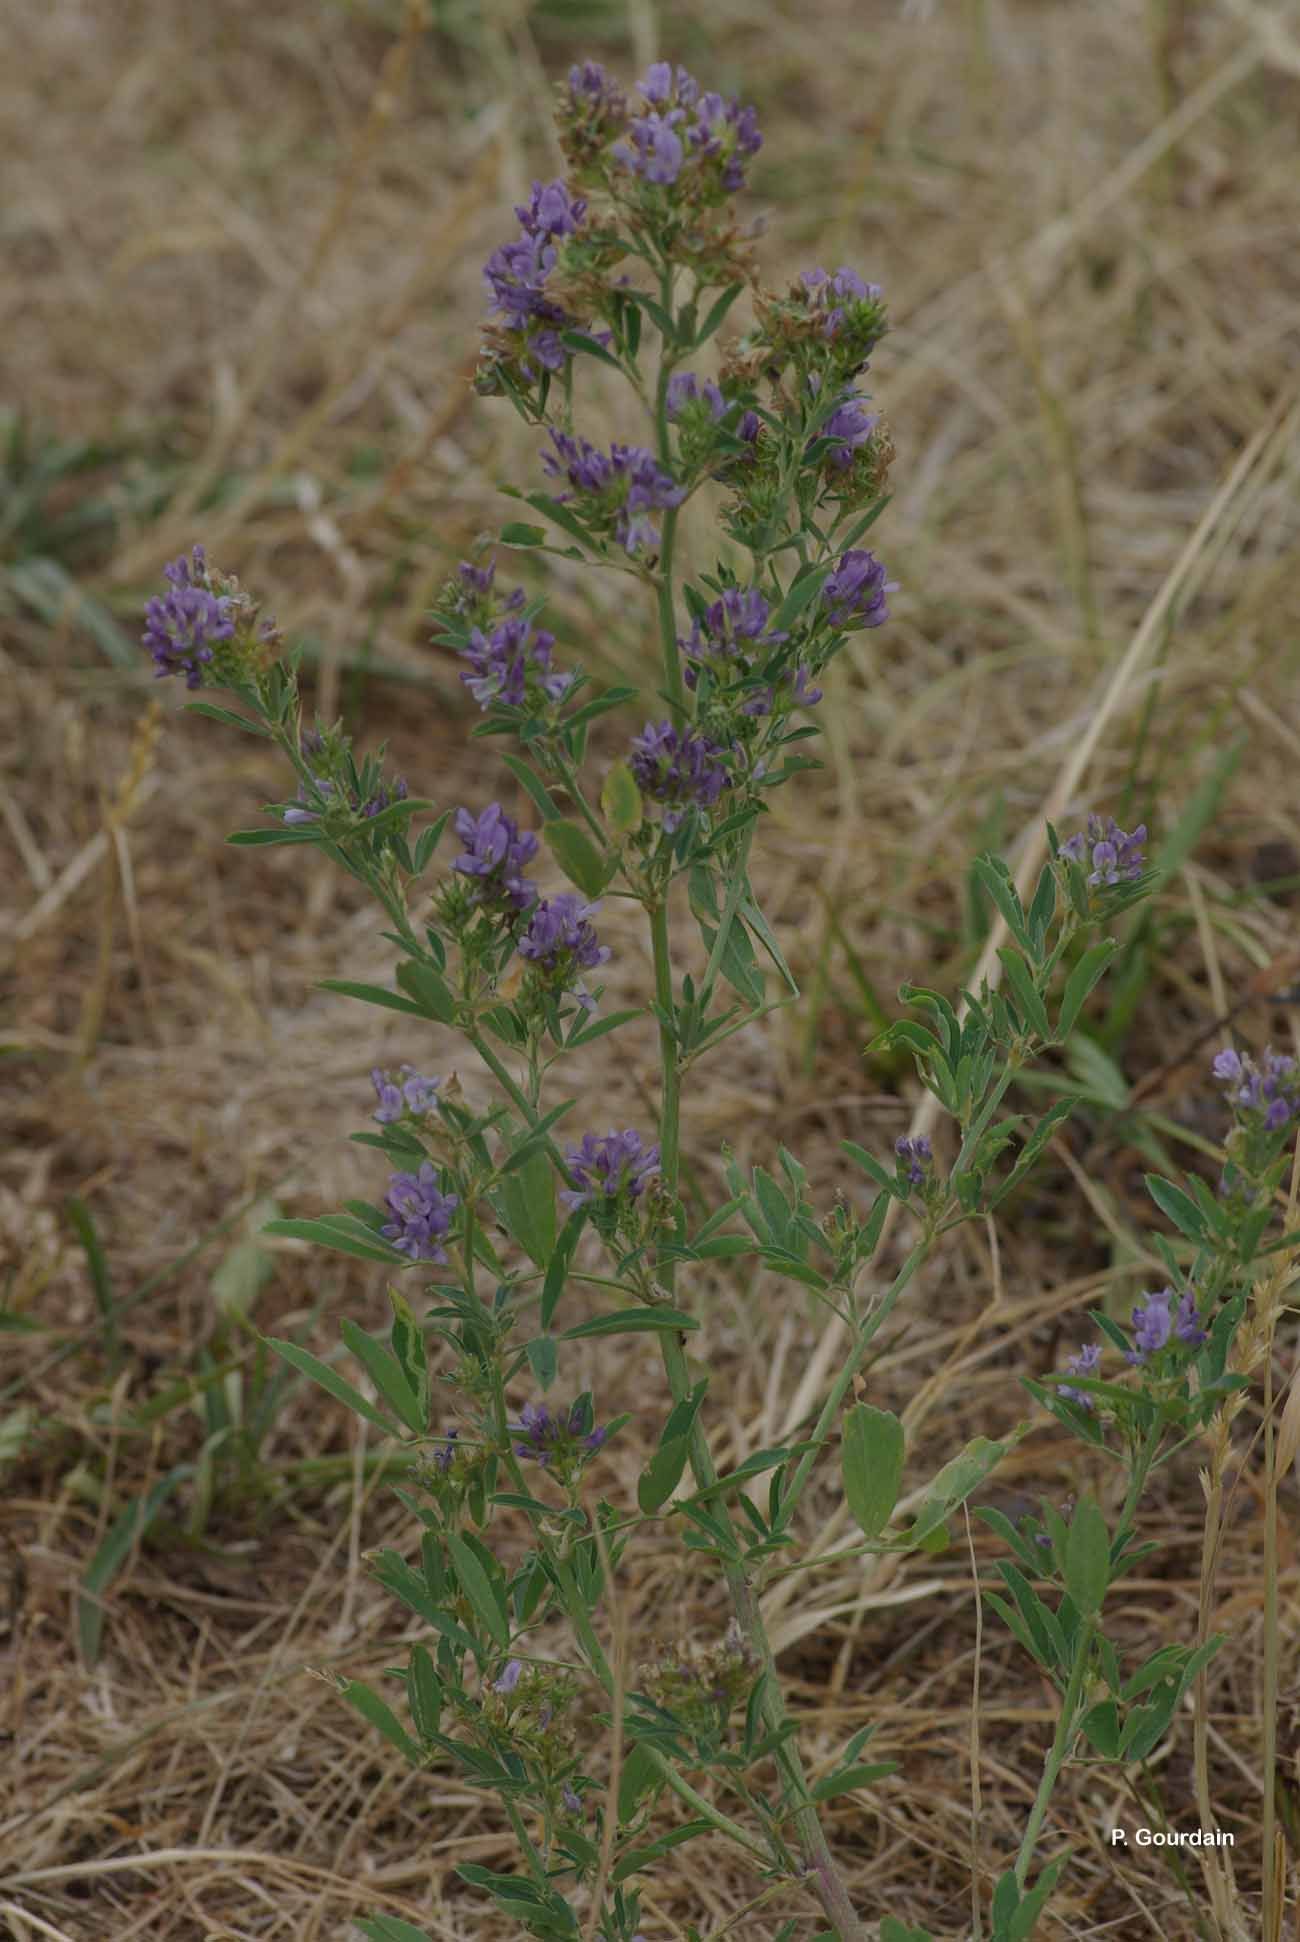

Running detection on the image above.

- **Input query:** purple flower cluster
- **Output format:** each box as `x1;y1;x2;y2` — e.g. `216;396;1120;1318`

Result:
1057;1341;1101;1409
822;549;894;631
895;1135;932;1186
542;430;686;555
629;720;731;829
371;1065;441;1123
459;612;575;710
432;1427;459;1475
612;63;762;193
817;394;879;471
560;1128;661;1209
678;588;822;717
512;1400;608;1465
143;547;235;688
482;177;588;379
517;894;611;1011
452;803;539;912
800;266;884;341
1060;816;1147;887
1212;1046;1300;1130
381;1161;459;1263
283;773;408;826
1125;1286;1206;1366
666;371;727;422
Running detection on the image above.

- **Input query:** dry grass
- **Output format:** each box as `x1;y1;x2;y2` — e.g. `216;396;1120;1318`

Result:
3;0;1300;1935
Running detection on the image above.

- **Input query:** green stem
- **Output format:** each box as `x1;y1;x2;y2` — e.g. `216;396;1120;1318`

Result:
1014;1617;1095;1886
468;1030;573;1186
695;825;756;1020
552;748;611;848
505;1796;550;1890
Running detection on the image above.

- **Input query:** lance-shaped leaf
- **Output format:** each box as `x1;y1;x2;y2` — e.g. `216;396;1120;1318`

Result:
545;818;615;897
842;1403;905;1539
908;1433;1016;1545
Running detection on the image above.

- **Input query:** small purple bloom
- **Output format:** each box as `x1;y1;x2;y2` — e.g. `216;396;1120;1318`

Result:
142;547;235;688
613;110;686;184
895;1135;932;1187
1059;816;1146;887
514;179;587;239
1126;1288;1173;1365
493;1658;524;1694
562;1783;583;1813
1175;1288;1207;1346
518;893;611;1010
560;1128;661;1209
817;395;879;470
452;803;539;912
283;775;335;825
432;1427;459;1474
629;720;731;830
823;549;894;630
667;371;727;422
459;613;573;708
542;430;685;556
381;1161;459;1263
791;664;823;706
1212;1043;1300;1125
1057;1341;1101;1409
800;264;884;342
371;1064;441;1124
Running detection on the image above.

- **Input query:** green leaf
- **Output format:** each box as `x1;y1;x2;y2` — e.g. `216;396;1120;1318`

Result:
1057;940;1118;1041
638;1381;708;1515
355;1915;440;1942
880;1919;934;1942
909;1434;1014;1545
498;520;546;546
841;1403;905;1539
525;1335;557;1391
541;1208;585;1333
388;1288;429;1427
227;826;321;847
617;1741;663;1822
545;818;614;897
501;752;562;822
770;562;833;635
1144;1173;1207;1243
265;1337;401;1436
810;1761;899;1801
601;758;643;837
997;947;1051;1039
972;857;1032;952
1063;1496;1110;1617
561;1308;699;1340
841;1141;901;1199
445;1532;510;1648
693;280;745;346
78;1464;192;1663
263;1215;406;1266
340;1676;423;1765
560;327;625;371
395;959;457;1024
611;1820;713;1882
495;1143;555;1267
185;699;273;738
317;977;425;1017
1079;1698;1120;1757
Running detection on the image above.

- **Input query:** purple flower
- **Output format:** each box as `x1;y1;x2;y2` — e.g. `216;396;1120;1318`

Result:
381;1162;459;1263
371;1065;441;1124
360;776;408;819
568;60;620;106
542;430;685;556
493;1658;524;1694
459;614;574;709
817;396;879;470
517;893;611;1011
1212;1044;1300;1125
895;1135;932;1187
823;549;894;630
800;264;884;341
560;1129;661;1209
791;665;823;706
1125;1288;1173;1365
1060;816;1147;887
512;1399;608;1466
283;776;335;825
452;803;539;912
614;110;686;184
483;230;568;329
1176;1287;1207;1346
667;371;727;422
514;179;587;239
143;547;235;688
1057;1341;1101;1408
562;1783;583;1813
432;1427;459;1474
680;587;786;688
628;720;731;830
